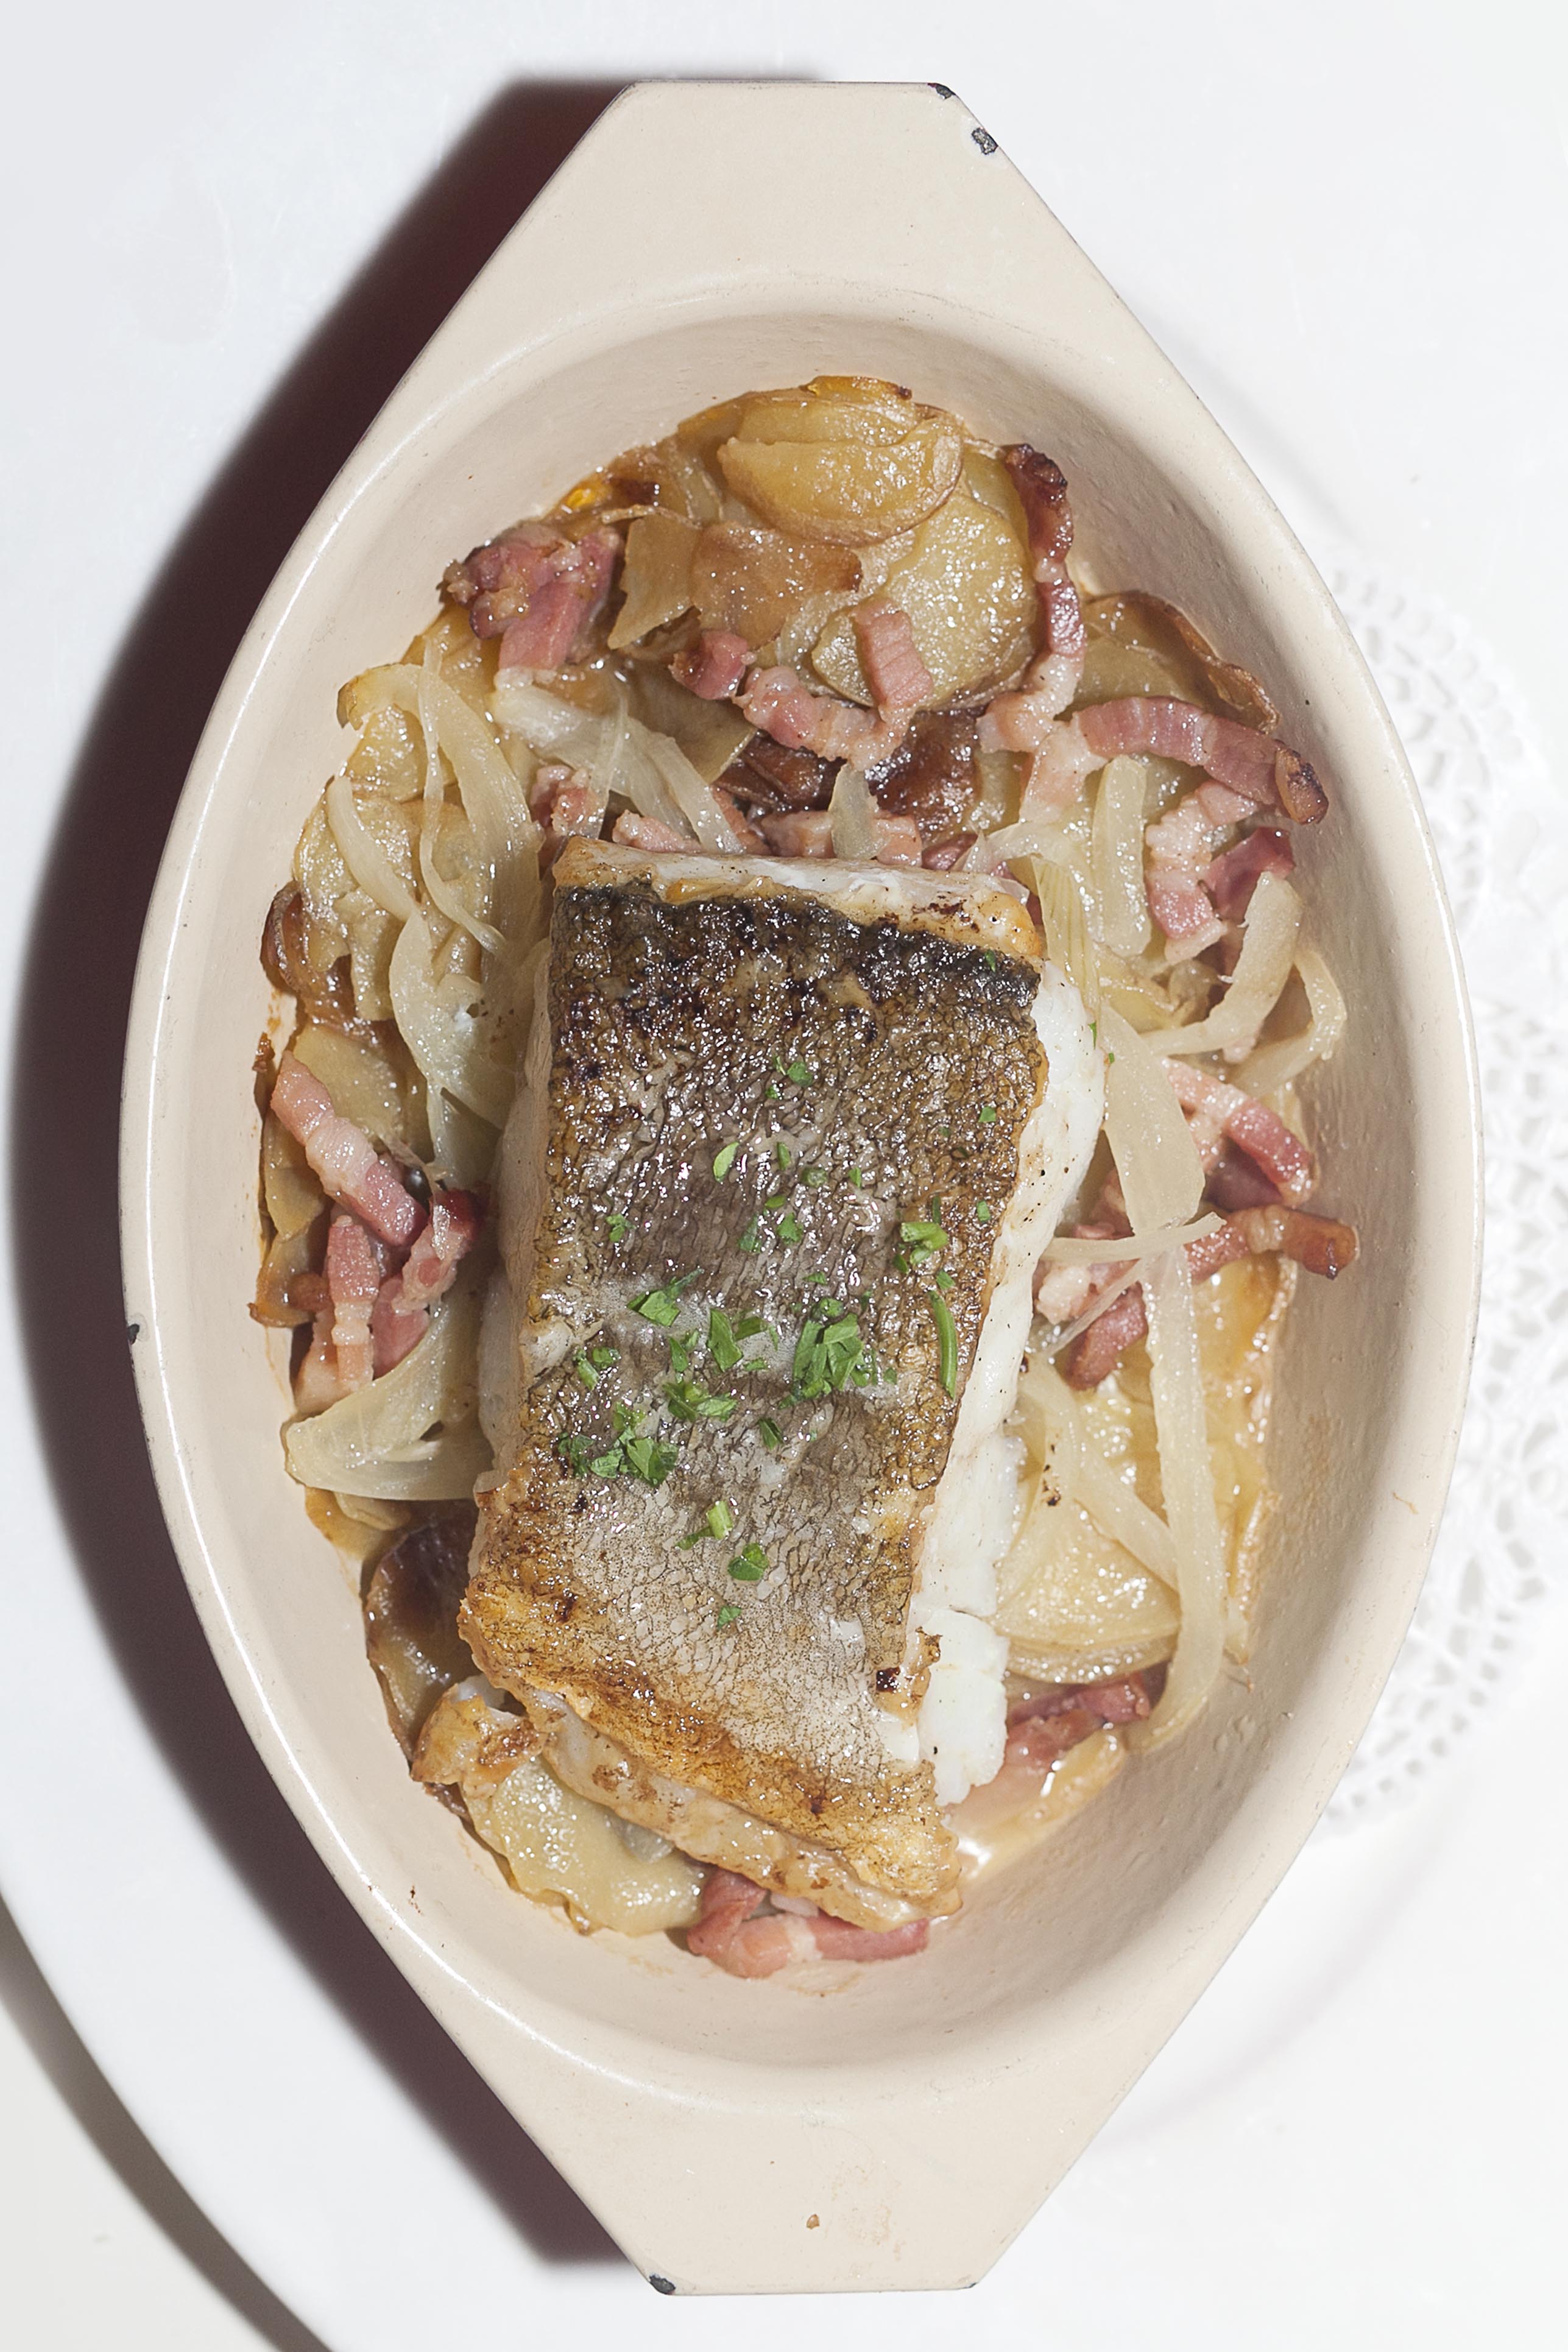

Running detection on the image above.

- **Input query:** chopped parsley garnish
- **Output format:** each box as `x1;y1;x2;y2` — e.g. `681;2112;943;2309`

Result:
933;1269;955;1291
712;1140;740;1181
728;1544;769;1583
849;1167;863;1187
707;1308;741;1372
786;1059;814;1086
607;1212;629;1245
928;1291;959;1397
622;1435;679;1485
900;1214;949;1270
803;1165;828;1187
777;1212;803;1244
574;1344;620;1387
559;1413;677;1488
716;1603;741;1628
983;950;998;970
765;1192;788;1212
680;1499;735;1548
979;1104;997;1125
664;1376;736;1423
632;1273;694;1326
738;1219;762;1254
766;1081;780;1101
757;1416;783;1449
975;1202;992;1223
775;1137;793;1171
792;1310;872;1400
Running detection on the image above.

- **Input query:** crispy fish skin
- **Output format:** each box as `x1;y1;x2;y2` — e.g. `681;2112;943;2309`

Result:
462;848;1048;1910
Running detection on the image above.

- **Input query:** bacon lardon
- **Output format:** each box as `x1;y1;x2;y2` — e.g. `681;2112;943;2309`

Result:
270;1053;422;1247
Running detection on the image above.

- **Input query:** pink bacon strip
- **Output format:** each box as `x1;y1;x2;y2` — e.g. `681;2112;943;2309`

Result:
270;1054;422;1247
372;1187;483;1376
1163;1059;1316;1206
673;629;751;701
686;1870;930;1980
1078;697;1328;824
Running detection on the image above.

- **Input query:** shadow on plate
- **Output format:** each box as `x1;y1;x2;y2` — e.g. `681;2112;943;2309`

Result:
9;80;633;2322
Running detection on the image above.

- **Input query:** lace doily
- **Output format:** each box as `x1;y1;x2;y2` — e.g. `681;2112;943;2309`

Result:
1304;551;1568;1828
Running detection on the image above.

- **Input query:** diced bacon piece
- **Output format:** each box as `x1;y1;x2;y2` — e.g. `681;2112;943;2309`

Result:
1145;792;1226;959
1196;780;1254;825
1205;824;1294;920
500;575;588;672
1062;1283;1148;1388
442;523;562;630
672;629;751;701
923;832;977;871
1078;697;1328;823
400;1188;482;1309
874;815;923;867
611;811;690;852
686;1868;928;1977
270;1053;421;1246
1011;1673;1153;1733
757;810;833;856
1230;1204;1359;1279
1164;1060;1316;1204
853;599;934;713
371;1282;428;1377
530;761;603;841
1001;445;1086;663
808;1913;930;1963
1206;1140;1283;1211
324;1212;389;1392
294;1307;345;1415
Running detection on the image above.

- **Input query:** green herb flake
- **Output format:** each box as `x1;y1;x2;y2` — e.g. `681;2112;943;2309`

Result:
738;1219;762;1255
707;1308;741;1372
589;1346;618;1369
765;1192;788;1212
983;950;998;970
589;1449;624;1478
803;1165;828;1187
975;1202;993;1224
757;1416;783;1449
716;1603;742;1629
632;1273;694;1327
665;1375;735;1424
775;1138;793;1171
928;1291;959;1397
680;1499;736;1549
622;1435;679;1486
777;1213;803;1245
606;1212;629;1245
786;1059;814;1086
712;1140;740;1182
574;1353;601;1389
849;1167;863;1187
728;1543;769;1583
899;1215;950;1270
766;1082;780;1101
979;1104;997;1125
933;1269;955;1292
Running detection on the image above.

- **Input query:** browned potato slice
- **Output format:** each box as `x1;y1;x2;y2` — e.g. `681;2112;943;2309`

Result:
690;522;860;644
810;488;1036;705
718;423;963;546
364;1511;476;1752
1074;635;1190;707
261;1111;321;1240
608;511;699;648
1081;592;1278;728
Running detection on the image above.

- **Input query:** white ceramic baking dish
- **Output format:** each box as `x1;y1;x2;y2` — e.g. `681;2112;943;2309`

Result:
120;80;1480;2295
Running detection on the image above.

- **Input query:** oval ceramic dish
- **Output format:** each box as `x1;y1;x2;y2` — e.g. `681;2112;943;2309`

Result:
121;82;1480;2296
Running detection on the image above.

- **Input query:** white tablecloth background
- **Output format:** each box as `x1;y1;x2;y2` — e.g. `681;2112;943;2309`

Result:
4;4;1564;2344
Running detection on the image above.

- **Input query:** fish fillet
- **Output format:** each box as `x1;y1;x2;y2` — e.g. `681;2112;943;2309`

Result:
462;842;1099;1915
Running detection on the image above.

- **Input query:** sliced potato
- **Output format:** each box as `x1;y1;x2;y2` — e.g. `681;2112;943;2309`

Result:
736;381;919;448
691;522;860;644
810;488;1036;705
995;1496;1179;1681
469;1759;704;1935
261;1111;322;1240
608;511;699;648
718;422;963;546
291;1022;420;1149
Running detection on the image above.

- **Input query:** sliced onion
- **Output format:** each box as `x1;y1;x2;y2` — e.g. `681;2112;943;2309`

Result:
1101;1006;1205;1233
1091;756;1151;956
1237;944;1347;1093
1014;1354;1178;1594
967;818;1076;872
1032;858;1100;1017
417;653;505;955
389;907;510;1132
828;765;878;859
643;731;744;851
1132;1250;1227;1743
1159;871;1301;1060
1042;1210;1220;1265
285;1279;489;1501
326;772;417;921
